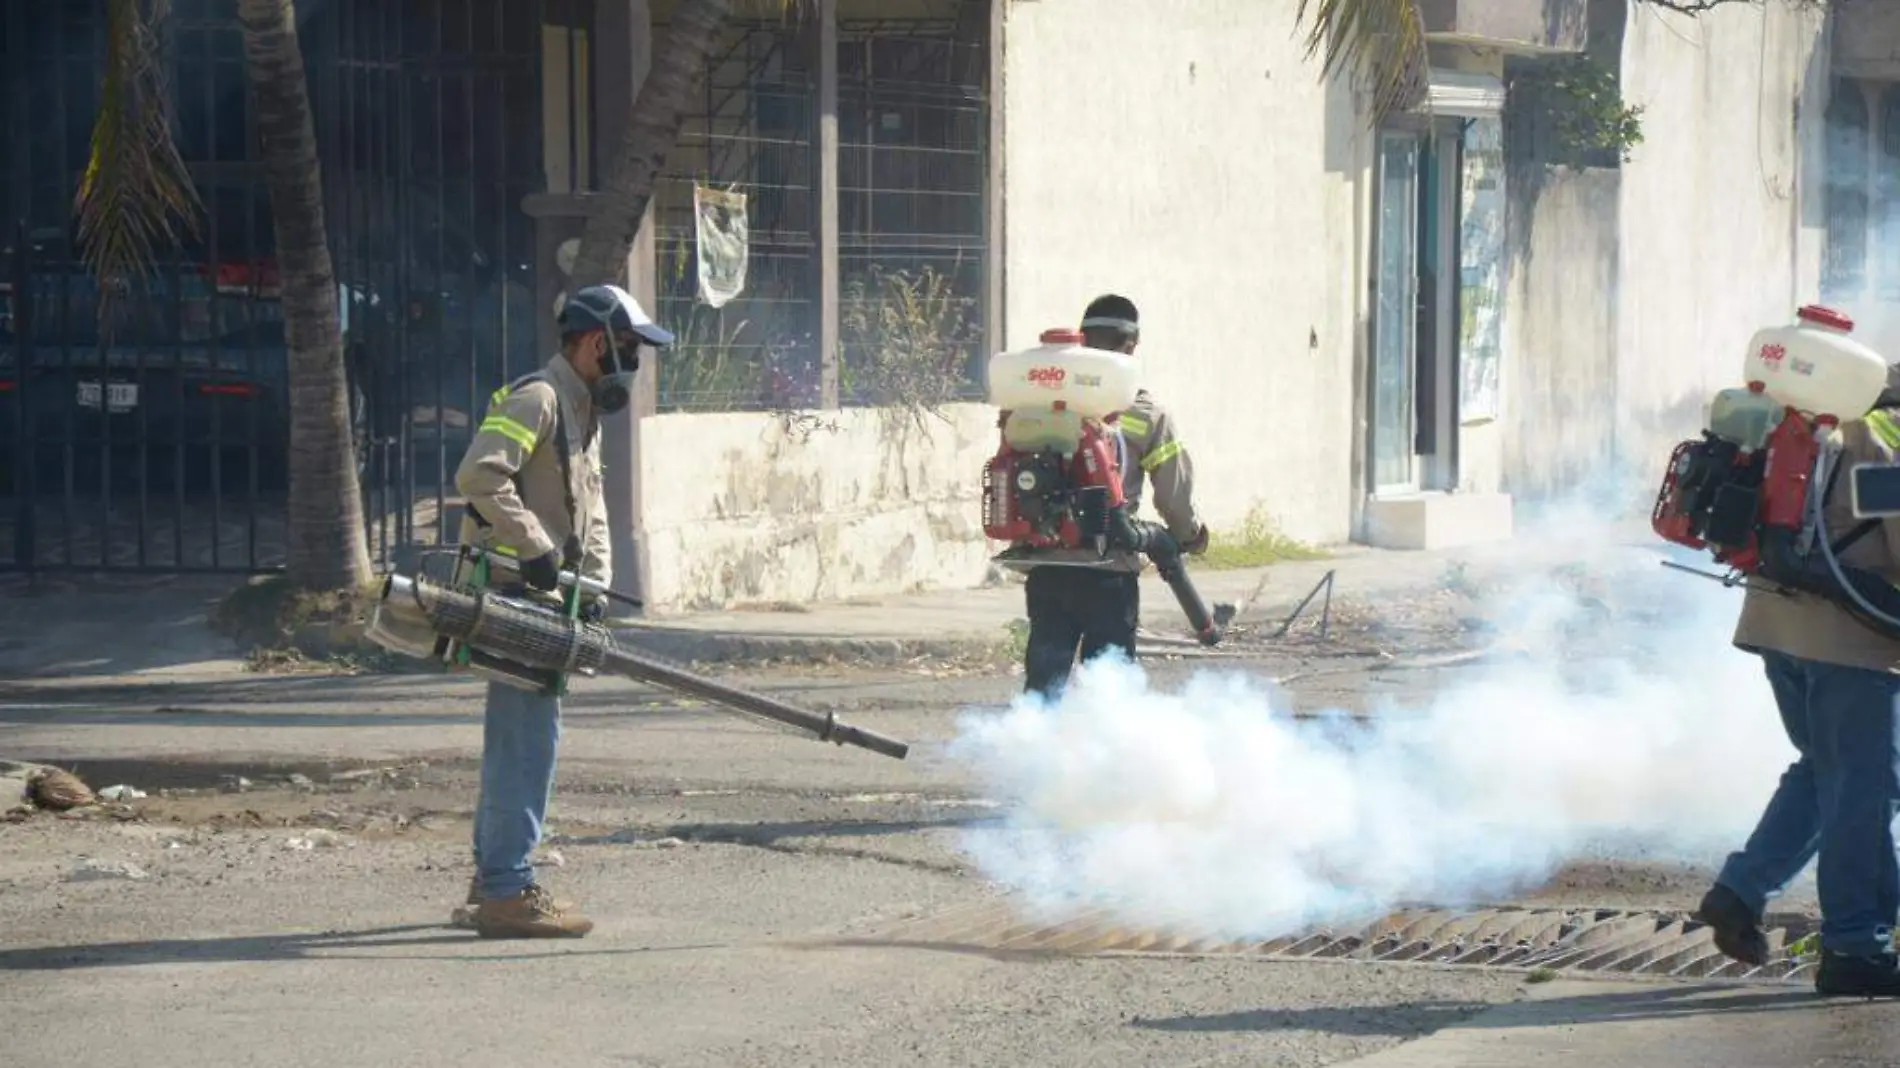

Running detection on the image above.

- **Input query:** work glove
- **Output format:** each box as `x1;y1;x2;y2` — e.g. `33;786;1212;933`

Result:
578;596;607;623
519;549;562;592
1180;524;1210;556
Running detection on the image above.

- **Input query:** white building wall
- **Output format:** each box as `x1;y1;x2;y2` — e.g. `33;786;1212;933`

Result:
634;0;1849;611
998;0;1372;545
637;404;998;610
1611;0;1829;484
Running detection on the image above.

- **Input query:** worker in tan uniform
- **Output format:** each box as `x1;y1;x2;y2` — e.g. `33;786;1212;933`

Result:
1019;294;1208;697
1695;379;1900;997
450;283;673;939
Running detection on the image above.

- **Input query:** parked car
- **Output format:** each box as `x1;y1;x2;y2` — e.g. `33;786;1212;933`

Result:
0;225;291;499
2;187;539;506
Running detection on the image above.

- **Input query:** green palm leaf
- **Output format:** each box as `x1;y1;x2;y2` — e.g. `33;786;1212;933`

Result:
1294;0;1429;125
73;0;202;342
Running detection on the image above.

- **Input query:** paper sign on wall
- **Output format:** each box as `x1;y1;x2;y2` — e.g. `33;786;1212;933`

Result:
694;184;749;309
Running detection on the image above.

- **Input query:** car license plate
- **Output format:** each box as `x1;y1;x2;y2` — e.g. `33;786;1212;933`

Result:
77;381;138;412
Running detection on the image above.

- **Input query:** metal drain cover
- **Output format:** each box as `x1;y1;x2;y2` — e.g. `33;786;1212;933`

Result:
863;900;1819;984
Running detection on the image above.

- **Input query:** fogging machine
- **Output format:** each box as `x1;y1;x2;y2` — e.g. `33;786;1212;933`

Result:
364;548;910;761
994;478;1226;646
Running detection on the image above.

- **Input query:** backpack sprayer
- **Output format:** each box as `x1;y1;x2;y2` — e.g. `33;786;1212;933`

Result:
983;329;1225;645
364;546;910;761
1650;304;1900;637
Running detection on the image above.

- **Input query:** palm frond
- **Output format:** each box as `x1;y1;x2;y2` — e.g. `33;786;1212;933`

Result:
74;0;202;342
1294;0;1430;126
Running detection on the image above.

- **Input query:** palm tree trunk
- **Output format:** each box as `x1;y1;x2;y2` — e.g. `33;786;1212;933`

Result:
236;0;372;590
568;0;733;287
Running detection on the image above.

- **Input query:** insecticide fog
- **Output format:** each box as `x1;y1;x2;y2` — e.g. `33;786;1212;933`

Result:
946;515;1794;939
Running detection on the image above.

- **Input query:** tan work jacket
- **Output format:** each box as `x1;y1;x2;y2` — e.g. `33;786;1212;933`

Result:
453;354;611;587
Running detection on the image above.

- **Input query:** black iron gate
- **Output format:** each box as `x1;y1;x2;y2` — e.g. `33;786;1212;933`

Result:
0;0;547;575
2;1;294;572
313;0;546;572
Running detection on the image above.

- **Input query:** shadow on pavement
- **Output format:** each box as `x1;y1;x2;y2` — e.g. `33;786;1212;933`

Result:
0;923;729;970
0;573;249;679
0;698;695;732
0;668;975;711
560;814;992;849
1130;983;1826;1038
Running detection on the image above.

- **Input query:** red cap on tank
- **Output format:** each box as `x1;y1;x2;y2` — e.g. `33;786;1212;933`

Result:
1797;305;1855;331
1039;328;1084;345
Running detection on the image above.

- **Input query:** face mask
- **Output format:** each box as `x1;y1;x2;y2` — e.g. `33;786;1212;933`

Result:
590;335;640;415
593;372;634;415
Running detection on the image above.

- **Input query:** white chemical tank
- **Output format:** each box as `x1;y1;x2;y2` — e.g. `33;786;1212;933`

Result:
989;328;1141;420
1744;305;1890;422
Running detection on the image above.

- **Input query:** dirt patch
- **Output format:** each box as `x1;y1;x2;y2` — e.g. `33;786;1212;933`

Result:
209;574;423;675
4;764;478;842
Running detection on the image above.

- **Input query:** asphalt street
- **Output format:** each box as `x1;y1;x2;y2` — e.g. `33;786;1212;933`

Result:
4;547;1894;1067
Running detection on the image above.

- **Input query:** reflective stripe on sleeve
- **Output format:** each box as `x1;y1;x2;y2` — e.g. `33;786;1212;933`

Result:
480;414;539;451
1869;410;1900;451
1141;438;1183;471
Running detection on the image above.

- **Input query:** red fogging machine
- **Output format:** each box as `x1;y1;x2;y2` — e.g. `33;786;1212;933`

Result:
1649;383;1823;576
1650;305;1900;635
980;328;1224;646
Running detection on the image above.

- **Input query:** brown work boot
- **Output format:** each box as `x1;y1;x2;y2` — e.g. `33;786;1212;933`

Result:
472;883;593;939
454;873;576;929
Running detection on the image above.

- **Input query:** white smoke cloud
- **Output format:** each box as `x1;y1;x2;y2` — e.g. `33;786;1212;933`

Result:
945;518;1800;941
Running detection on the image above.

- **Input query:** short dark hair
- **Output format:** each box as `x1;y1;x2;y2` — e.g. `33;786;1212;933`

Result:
1081;293;1139;349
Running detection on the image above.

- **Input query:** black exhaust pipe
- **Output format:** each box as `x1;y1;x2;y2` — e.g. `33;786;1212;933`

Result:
1111;513;1224;646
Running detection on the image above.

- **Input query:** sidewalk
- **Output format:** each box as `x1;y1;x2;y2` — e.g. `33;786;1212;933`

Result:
613;524;1657;664
0;523;1663;678
613;549;1379;664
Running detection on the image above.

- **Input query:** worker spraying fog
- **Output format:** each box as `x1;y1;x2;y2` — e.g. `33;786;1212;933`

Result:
947;304;1900;992
945;526;1792;943
1649;304;1900;997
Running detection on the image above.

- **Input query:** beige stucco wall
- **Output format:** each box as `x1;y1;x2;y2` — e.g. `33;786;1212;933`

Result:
636;403;999;610
998;0;1371;546
1486;0;1829;508
629;0;1376;611
634;0;1843;610
1611;0;1829;486
1497;167;1622;502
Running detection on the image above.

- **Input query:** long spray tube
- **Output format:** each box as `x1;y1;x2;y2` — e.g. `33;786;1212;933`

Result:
1108;512;1223;645
369;573;910;760
1146;534;1222;646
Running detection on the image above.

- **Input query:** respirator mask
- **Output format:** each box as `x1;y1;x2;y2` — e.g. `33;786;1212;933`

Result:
559;283;675;417
592;332;641;415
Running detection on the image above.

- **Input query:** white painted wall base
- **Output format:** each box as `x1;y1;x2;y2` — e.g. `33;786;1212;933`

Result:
1363;491;1514;551
638;404;1000;611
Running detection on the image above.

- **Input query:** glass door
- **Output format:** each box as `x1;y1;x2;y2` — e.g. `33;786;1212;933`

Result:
1372;131;1420;495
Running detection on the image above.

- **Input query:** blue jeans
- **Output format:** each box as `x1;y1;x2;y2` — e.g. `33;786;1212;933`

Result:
470;680;563;899
1716;650;1900;956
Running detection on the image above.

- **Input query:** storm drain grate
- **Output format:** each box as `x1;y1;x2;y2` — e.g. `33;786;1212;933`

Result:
861;900;1820;985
